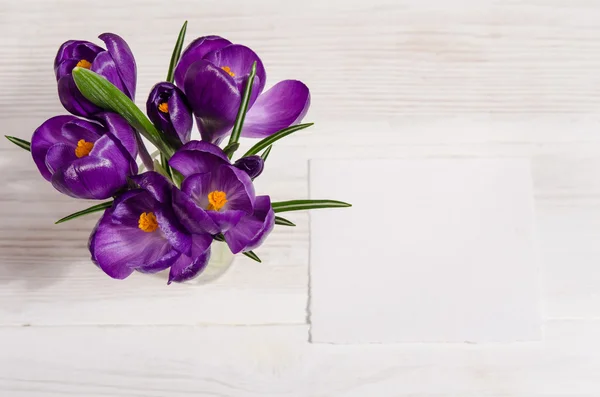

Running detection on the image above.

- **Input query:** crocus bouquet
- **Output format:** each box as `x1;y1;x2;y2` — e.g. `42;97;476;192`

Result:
5;22;350;284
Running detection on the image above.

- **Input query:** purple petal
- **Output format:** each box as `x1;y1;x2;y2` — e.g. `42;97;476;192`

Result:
172;188;220;235
54;40;104;79
183;60;241;143
234;155;264;179
213;165;255;214
206;209;247;233
110;190;157;227
225;195;275;254
181;172;212;207
242;80;310;138
95;112;138;159
174;36;232;88
99;33;137;99
203;44;266;105
91;51;127;94
58;75;102;118
134;249;181;274
168;234;213;284
55;59;80;81
89;133;137;176
51;156;128;199
146;82;192;144
89;208;172;280
155;206;192;256
130;171;173;203
45;143;78;175
31;115;82;180
168;140;229;177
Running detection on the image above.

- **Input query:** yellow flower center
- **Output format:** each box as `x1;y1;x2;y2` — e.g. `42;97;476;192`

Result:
76;59;92;69
221;66;235;77
138;212;159;233
74;139;94;158
207;190;228;211
158;102;169;113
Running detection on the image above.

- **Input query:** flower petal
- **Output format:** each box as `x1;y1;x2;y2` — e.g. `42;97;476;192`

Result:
51;156;128;199
174;35;232;88
155;206;192;256
45;143;78;175
134;249;181;274
225;195;275;254
234;155;264;179
183;60;241;143
203;44;266;105
57;75;102;118
129;171;173;203
168;140;229;177
95;112;138;160
89;208;171;279
99;33;137;99
213;165;255;214
54;40;104;79
31;115;82;180
146;82;193;145
172;188;220;235
89;133;137;176
167;87;193;144
110;190;157;227
168;234;213;284
91;51;127;94
242;80;310;138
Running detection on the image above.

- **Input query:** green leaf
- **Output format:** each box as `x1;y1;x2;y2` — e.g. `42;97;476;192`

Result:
152;159;171;179
5;135;30;151
225;61;257;159
242;123;314;157
55;201;113;224
271;199;352;213
243;251;262;263
72;67;175;158
260;145;272;161
166;21;188;83
274;216;296;227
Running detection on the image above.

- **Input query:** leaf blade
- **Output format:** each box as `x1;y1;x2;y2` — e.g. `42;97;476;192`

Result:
243;251;262;263
166;21;188;83
274;216;296;227
55;201;113;224
224;61;257;159
242;123;314;157
5;135;31;151
72;67;175;158
271;199;352;213
260;145;272;161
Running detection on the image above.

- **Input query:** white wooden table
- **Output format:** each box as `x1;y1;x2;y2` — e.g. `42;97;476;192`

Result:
2;1;600;395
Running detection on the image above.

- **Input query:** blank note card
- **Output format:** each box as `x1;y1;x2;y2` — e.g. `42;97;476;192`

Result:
309;158;541;344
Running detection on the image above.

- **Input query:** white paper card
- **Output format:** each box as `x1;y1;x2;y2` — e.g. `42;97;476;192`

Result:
309;158;541;344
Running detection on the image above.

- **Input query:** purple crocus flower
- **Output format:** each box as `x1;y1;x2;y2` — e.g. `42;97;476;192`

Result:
174;36;310;143
146;82;193;145
55;34;136;118
233;155;264;179
89;172;213;283
169;141;275;252
31;113;138;199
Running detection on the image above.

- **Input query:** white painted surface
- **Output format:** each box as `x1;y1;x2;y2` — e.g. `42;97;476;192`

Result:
1;0;600;395
309;158;541;343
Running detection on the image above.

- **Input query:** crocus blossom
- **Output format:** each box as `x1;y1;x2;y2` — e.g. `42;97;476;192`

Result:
55;34;136;118
89;172;213;283
174;36;310;142
146;82;193;145
169;141;274;251
233;155;264;179
31;113;138;199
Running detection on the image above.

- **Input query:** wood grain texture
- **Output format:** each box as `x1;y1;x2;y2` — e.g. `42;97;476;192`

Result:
2;0;600;395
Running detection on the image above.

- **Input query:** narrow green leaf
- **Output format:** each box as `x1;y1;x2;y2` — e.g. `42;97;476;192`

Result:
55;201;113;224
5;135;30;151
213;234;225;242
243;251;262;263
274;216;296;227
242;123;313;157
225;61;257;159
166;21;188;83
72;67;175;158
271;199;352;213
260;145;272;161
152;159;171;179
